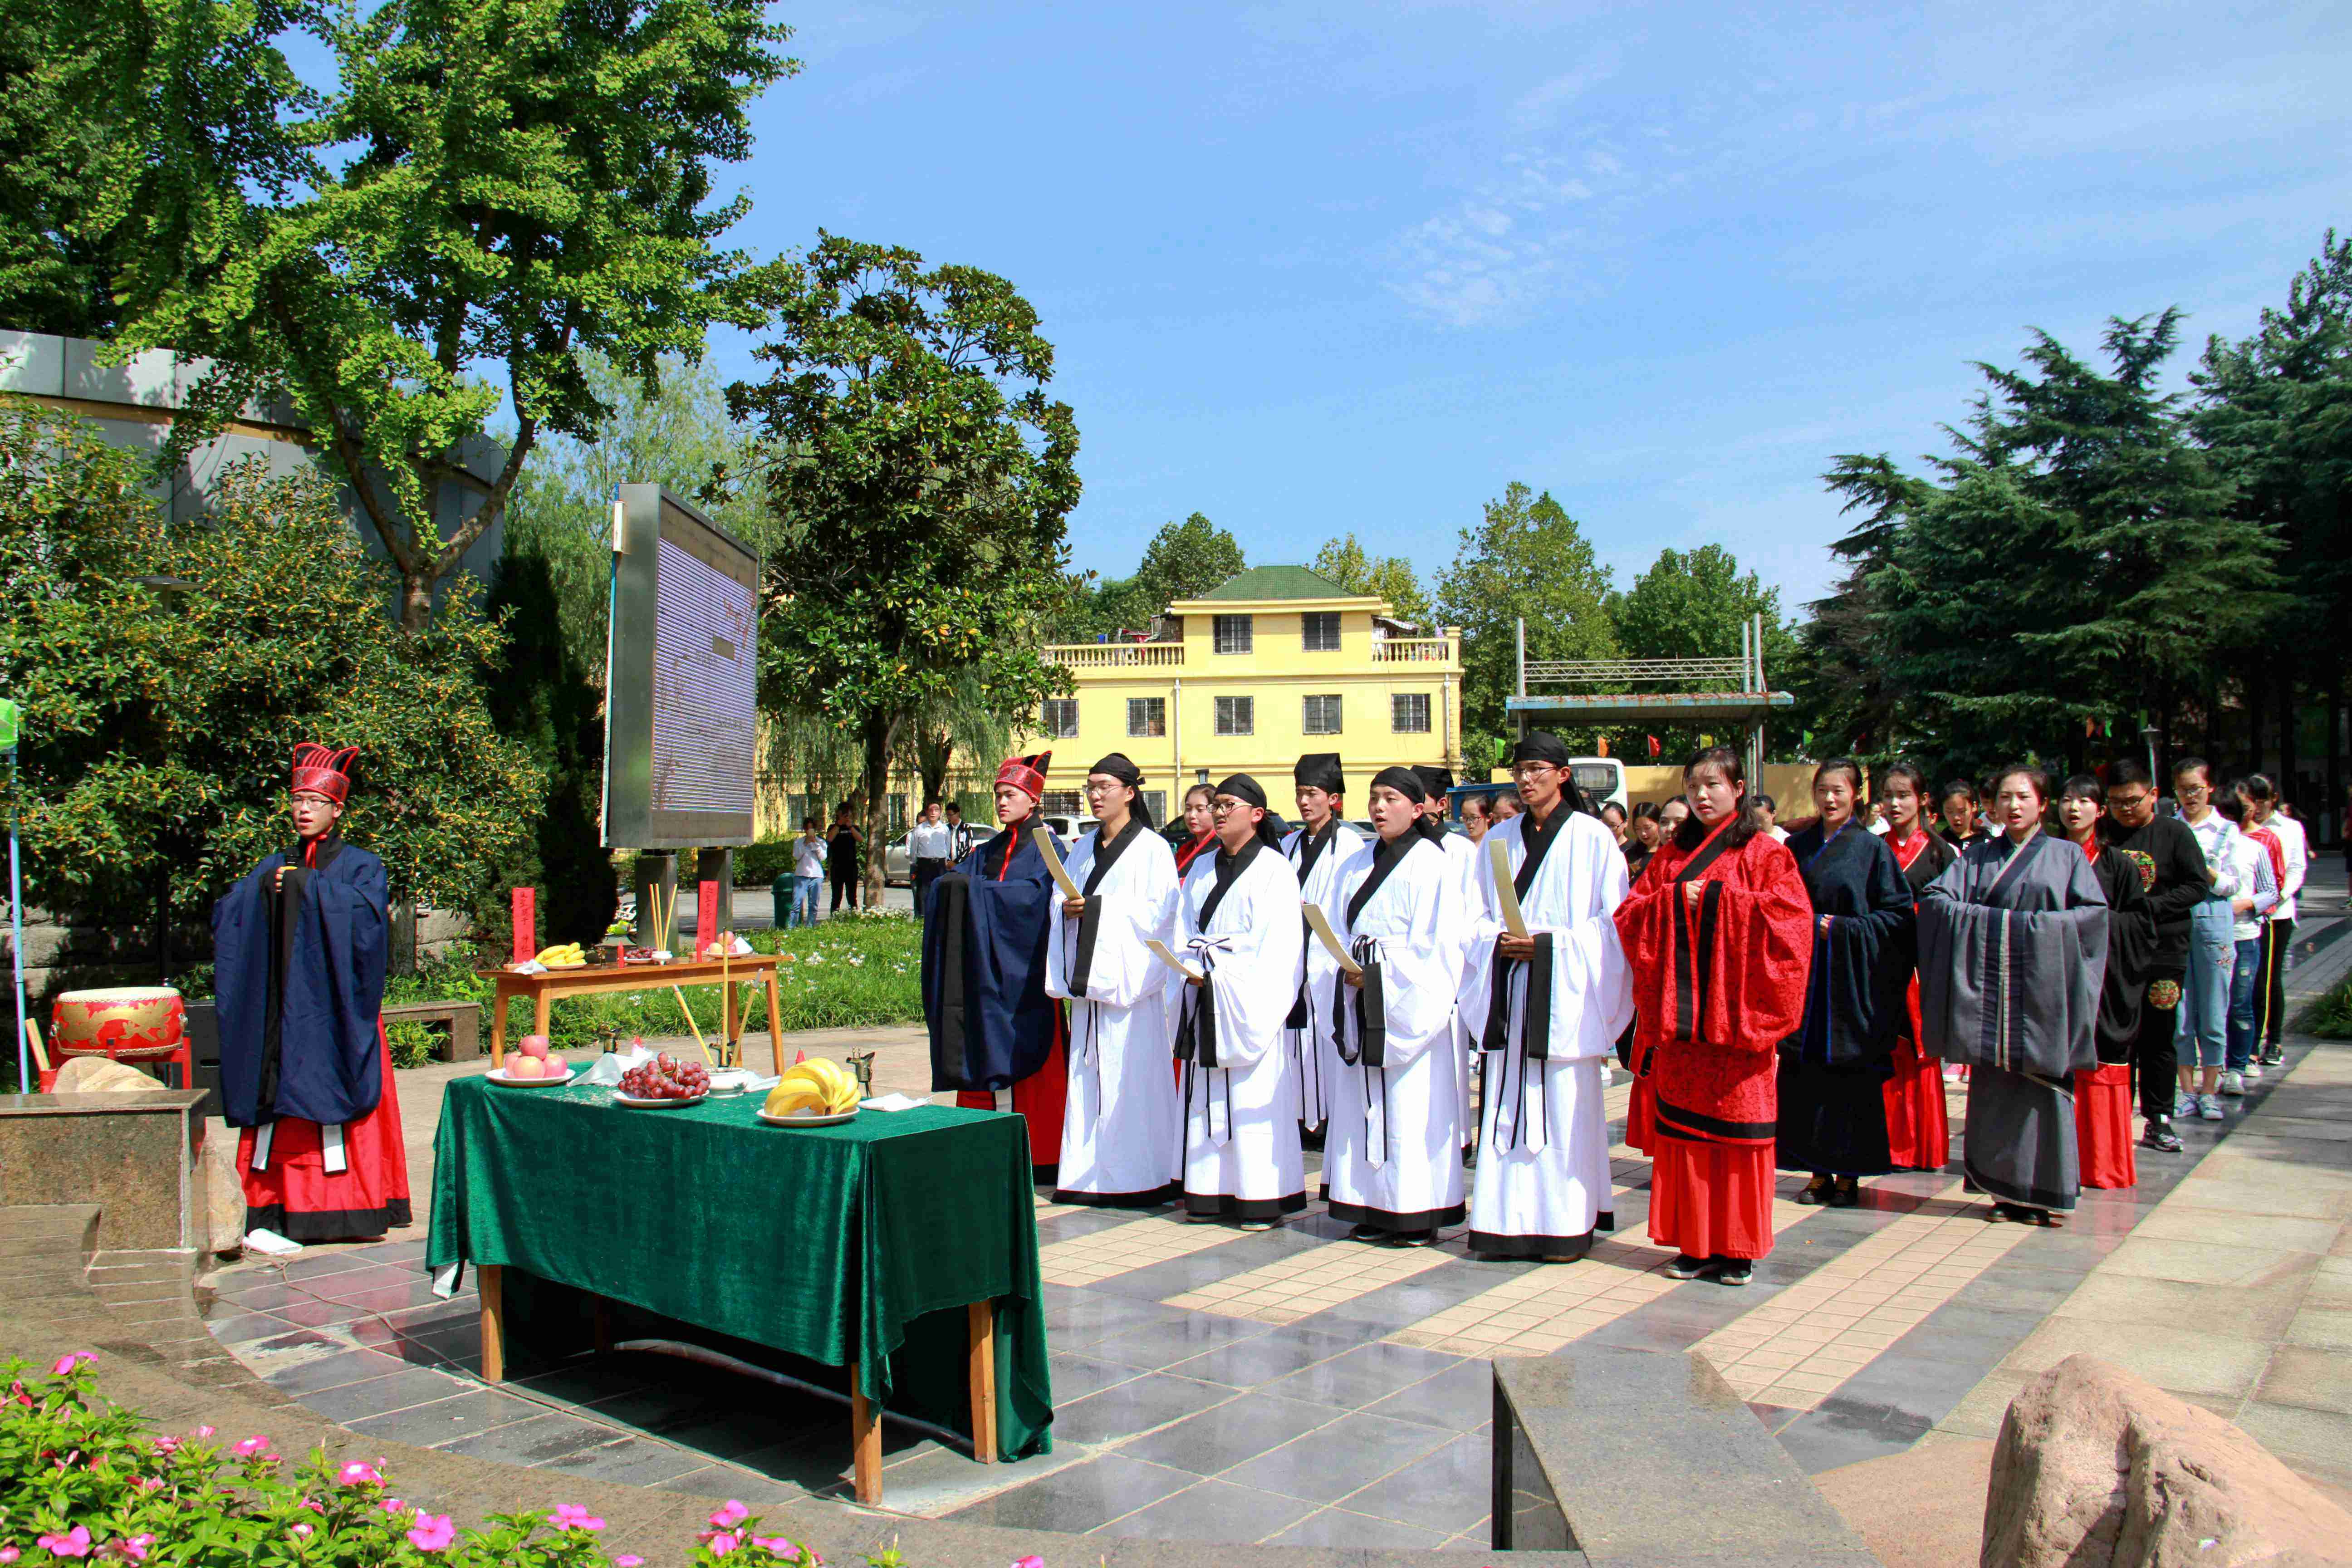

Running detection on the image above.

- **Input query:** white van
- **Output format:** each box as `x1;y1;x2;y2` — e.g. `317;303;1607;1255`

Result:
1570;757;1627;813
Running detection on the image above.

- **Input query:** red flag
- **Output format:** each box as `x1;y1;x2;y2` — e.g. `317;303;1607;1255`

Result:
511;887;537;967
1596;736;1610;757
1646;735;1661;760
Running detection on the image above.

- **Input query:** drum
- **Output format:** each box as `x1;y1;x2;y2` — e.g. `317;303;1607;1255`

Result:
49;986;187;1061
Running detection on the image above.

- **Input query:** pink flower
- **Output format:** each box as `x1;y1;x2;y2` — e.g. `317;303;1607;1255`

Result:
8;1380;30;1407
194;1426;215;1439
231;1435;271;1458
406;1511;455;1553
550;1504;604;1533
380;1499;406;1515
35;1526;90;1558
706;1534;741;1556
49;1351;94;1376
334;1460;382;1487
1012;1558;1044;1568
753;1538;794;1554
152;1436;179;1455
299;1499;324;1514
0;1545;18;1562
292;1523;312;1539
616;1558;644;1568
121;1535;154;1563
710;1501;751;1529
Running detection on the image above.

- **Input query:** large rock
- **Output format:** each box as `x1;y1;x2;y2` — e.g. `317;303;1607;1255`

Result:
51;1056;166;1093
201;1132;245;1255
1983;1353;2352;1568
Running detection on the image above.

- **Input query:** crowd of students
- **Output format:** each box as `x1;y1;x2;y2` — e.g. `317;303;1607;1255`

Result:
918;740;2310;1291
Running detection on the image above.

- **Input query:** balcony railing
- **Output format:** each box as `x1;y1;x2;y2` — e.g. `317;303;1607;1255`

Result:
1044;642;1186;669
1372;637;1457;664
1520;657;1750;686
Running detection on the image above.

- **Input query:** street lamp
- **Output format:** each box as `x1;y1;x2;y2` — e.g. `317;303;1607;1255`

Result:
2141;725;2162;786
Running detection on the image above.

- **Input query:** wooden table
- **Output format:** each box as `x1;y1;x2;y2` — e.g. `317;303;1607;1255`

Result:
478;955;786;1072
478;1265;997;1500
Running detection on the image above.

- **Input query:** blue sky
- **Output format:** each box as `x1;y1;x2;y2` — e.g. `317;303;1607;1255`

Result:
707;1;2352;617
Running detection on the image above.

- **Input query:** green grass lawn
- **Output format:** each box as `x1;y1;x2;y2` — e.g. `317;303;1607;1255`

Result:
380;912;924;1063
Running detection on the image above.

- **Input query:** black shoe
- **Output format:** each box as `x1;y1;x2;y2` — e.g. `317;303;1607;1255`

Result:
1829;1177;1861;1208
1390;1229;1438;1248
1711;1258;1753;1287
1349;1222;1387;1242
2260;1047;2283;1067
1794;1176;1833;1206
2140;1122;2184;1153
1663;1254;1709;1279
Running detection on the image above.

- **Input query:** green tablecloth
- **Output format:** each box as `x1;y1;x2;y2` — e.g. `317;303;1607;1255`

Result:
425;1078;1052;1459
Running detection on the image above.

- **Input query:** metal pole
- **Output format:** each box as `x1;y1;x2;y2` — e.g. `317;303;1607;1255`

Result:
8;746;24;1093
1515;617;1526;697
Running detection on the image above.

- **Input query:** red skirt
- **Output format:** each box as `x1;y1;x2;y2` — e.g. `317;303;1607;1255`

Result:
1626;1073;1656;1154
1648;1138;1774;1261
237;1023;413;1243
958;1006;1069;1177
1882;1035;1951;1172
2074;1062;2136;1190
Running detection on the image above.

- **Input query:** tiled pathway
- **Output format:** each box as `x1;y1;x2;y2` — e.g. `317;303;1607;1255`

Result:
197;895;2351;1549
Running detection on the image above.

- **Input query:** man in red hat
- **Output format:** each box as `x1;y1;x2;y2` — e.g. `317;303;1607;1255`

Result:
921;751;1069;1181
212;744;412;1243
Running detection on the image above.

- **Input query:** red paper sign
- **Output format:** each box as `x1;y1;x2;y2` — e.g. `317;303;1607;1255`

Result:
698;879;719;957
511;887;537;966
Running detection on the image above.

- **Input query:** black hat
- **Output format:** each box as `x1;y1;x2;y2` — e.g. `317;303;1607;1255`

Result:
1510;731;1573;766
1215;774;1268;809
1294;754;1344;793
1373;766;1428;802
1089;753;1144;786
1413;765;1455;796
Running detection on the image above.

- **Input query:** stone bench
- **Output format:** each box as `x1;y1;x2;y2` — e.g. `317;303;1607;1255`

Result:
1494;1345;1880;1565
381;999;482;1062
0;1090;213;1264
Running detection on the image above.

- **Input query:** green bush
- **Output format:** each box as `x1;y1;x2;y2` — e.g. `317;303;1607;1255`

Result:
0;1354;853;1565
732;839;800;888
2300;975;2352;1040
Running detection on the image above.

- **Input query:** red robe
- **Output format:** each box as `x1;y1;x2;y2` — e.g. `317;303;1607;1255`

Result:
1883;829;1953;1172
954;822;1069;1176
1616;823;1811;1260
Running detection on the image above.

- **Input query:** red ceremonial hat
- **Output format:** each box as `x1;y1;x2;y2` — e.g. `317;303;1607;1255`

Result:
995;751;1050;801
289;742;358;804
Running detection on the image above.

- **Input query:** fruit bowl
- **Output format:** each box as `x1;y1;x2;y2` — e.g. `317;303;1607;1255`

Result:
488;1065;574;1088
616;1090;708;1109
756;1106;857;1127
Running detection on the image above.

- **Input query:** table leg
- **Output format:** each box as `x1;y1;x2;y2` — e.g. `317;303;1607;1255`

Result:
480;1265;505;1384
490;983;510;1069
765;971;786;1076
967;1299;997;1463
850;1365;882;1504
533;991;552;1048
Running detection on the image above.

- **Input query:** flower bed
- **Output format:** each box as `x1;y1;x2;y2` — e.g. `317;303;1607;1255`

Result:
0;1355;880;1567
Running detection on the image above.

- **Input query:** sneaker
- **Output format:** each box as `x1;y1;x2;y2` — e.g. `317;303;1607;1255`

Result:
1711;1258;1753;1287
2174;1092;2199;1118
2220;1070;2245;1096
2140;1121;2184;1153
2241;1060;2262;1081
1663;1254;1710;1279
2198;1094;2225;1121
2260;1046;2283;1067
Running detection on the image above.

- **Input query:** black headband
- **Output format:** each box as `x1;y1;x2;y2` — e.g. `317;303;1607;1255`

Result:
1216;774;1268;810
1511;732;1572;766
1372;766;1428;803
1089;753;1143;787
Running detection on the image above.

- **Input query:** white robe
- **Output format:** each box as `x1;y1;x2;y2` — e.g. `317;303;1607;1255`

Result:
1439;831;1483;1145
1321;833;1468;1231
1046;823;1182;1206
1283;819;1369;1133
1457;810;1634;1258
1173;841;1308;1220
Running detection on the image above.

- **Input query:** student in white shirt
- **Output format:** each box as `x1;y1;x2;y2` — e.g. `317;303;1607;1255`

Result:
1756;794;1789;843
784;819;827;929
2237;778;2306;1069
2171;760;2250;1121
907;799;956;921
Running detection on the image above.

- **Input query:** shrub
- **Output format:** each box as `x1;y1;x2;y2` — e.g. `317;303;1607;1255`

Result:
0;1354;848;1566
2300;975;2352;1040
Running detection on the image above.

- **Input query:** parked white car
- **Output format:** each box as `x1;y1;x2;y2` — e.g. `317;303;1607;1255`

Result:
882;815;1086;885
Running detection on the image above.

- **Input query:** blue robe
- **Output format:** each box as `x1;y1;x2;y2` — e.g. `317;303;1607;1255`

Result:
923;823;1058;1094
1775;820;1916;1176
212;837;390;1128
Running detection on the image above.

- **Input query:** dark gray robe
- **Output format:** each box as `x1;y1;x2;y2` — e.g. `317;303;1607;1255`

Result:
1918;830;2108;1212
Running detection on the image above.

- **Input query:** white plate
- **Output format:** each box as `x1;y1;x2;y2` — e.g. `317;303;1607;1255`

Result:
615;1090;708;1108
756;1107;858;1127
706;1068;758;1096
487;1066;573;1087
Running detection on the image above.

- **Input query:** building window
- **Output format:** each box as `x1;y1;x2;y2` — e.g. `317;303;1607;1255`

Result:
1215;696;1255;735
1302;694;1343;735
1302;612;1341;652
1042;698;1078;739
1142;789;1168;825
1127;697;1166;737
889;794;909;832
1042;789;1083;818
1392;693;1431;733
1212;614;1253;655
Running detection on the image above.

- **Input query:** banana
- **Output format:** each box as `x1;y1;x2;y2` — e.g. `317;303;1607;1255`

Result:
764;1084;828;1117
774;1058;861;1115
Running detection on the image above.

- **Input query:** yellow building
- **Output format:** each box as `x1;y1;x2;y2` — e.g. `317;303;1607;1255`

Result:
1014;565;1463;823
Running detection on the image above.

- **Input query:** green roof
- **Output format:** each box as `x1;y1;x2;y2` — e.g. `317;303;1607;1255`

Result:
1191;565;1358;602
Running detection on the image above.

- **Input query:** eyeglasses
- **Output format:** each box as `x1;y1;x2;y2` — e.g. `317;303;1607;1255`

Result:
1509;763;1559;781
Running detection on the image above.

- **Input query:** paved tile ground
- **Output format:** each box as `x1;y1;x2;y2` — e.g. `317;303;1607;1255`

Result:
197;869;2352;1548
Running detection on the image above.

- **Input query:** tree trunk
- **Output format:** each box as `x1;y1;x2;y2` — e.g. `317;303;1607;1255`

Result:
917;727;950;811
2276;662;2298;804
400;569;435;632
860;711;902;910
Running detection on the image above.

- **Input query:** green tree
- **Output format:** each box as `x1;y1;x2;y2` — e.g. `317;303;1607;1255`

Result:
2191;230;2352;796
84;0;794;627
730;235;1081;904
1436;482;1617;772
1050;514;1243;642
1312;534;1432;624
0;405;543;966
1606;544;1795;760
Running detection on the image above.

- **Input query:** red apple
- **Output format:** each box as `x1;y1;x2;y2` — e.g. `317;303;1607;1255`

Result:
519;1034;550;1058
